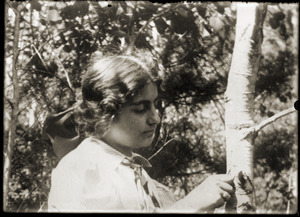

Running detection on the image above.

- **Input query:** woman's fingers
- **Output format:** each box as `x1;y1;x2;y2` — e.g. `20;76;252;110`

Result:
215;174;234;185
216;181;234;194
188;174;235;210
220;191;231;202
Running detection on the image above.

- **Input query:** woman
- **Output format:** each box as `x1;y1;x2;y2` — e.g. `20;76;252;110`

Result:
47;53;234;213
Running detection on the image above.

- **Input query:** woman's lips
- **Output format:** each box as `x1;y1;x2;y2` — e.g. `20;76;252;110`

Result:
143;130;155;137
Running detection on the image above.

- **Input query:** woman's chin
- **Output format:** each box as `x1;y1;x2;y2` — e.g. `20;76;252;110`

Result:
135;140;152;149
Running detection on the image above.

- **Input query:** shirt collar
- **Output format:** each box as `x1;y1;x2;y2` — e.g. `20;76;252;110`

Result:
83;137;152;170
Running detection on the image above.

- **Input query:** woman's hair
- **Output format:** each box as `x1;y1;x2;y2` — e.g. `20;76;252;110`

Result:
74;52;158;139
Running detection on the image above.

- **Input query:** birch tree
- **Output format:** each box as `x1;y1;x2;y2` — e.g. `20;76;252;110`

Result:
224;3;296;213
3;2;23;210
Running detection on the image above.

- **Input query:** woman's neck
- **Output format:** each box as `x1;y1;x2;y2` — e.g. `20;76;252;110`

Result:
101;137;133;157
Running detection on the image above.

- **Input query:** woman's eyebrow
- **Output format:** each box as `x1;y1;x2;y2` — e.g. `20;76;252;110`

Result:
130;97;158;106
130;100;149;106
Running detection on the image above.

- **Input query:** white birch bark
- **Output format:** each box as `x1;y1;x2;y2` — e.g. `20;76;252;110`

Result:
224;3;267;213
3;2;23;210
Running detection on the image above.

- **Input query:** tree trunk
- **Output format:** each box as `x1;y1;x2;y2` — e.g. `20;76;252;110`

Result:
224;3;267;213
3;2;21;210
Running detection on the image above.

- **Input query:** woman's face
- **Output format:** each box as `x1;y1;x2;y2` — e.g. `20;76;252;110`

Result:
102;82;160;155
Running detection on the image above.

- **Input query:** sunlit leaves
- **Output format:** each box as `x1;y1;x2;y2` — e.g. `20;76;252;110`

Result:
48;9;61;22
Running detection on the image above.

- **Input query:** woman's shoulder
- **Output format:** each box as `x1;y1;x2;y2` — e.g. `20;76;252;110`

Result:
54;138;102;171
55;137;123;172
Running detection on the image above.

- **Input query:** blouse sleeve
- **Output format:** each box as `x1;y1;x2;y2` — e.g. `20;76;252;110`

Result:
48;158;123;212
152;180;177;210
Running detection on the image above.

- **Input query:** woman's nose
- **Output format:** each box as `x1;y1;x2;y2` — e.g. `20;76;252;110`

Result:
148;105;160;125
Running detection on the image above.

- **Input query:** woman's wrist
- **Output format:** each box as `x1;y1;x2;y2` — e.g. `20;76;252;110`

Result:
165;192;215;213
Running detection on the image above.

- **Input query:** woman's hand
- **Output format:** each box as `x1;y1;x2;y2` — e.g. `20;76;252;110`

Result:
168;174;234;213
194;174;235;211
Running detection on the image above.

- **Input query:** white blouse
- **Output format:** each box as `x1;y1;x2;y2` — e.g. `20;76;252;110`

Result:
48;137;176;212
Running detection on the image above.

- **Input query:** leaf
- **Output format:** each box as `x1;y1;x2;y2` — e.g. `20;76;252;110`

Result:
196;4;207;18
119;1;127;11
135;33;149;49
56;2;67;10
170;14;187;34
170;6;197;35
48;10;62;22
115;30;127;37
60;5;78;19
154;17;168;35
116;5;124;16
63;45;72;53
279;24;287;38
273;12;286;22
139;3;158;20
59;32;67;44
31;1;42;11
48;62;58;74
40;19;47;26
209;16;224;32
215;2;231;14
269;17;280;29
176;7;190;18
74;1;89;17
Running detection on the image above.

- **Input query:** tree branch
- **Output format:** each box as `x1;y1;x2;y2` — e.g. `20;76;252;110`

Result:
55;56;74;90
148;138;176;161
127;3;181;51
211;97;225;125
23;24;77;68
31;44;49;70
254;106;296;132
6;0;18;14
4;1;22;209
4;95;14;109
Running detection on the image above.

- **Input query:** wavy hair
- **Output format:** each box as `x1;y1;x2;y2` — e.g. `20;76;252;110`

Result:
74;52;158;139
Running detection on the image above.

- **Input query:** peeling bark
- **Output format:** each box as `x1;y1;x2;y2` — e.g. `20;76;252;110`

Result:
224;3;267;213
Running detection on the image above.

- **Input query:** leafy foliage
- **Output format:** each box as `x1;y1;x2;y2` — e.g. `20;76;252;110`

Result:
4;1;297;213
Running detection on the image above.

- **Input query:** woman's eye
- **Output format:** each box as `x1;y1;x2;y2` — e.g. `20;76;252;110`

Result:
132;105;147;113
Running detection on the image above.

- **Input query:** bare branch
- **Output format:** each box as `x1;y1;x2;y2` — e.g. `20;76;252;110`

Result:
286;168;293;214
4;95;14;109
31;44;49;70
148;138;176;161
18;67;75;95
23;24;77;68
54;56;74;90
6;0;19;14
254;107;296;132
127;4;181;51
211;98;225;125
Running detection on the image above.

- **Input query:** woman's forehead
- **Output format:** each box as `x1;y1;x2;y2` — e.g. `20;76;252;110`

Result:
132;82;158;102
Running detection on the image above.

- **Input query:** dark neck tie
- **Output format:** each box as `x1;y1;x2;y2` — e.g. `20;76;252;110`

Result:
122;155;160;208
